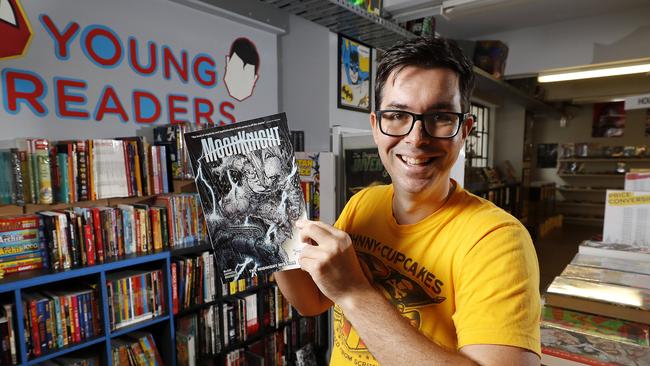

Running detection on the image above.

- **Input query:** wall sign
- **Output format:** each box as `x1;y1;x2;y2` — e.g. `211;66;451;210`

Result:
624;93;650;110
0;0;278;140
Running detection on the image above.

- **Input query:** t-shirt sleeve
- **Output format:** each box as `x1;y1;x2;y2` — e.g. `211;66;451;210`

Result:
452;222;541;356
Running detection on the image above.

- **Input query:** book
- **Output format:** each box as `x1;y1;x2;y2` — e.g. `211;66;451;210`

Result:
579;240;650;262
184;113;307;281
545;276;650;324
542;305;650;347
561;264;650;290
541;322;650;366
571;253;650;276
176;331;196;366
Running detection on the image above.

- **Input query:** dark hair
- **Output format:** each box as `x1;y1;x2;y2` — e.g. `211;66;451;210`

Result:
229;38;260;73
375;37;475;112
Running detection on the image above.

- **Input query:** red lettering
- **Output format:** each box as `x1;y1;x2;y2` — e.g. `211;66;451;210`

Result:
219;101;235;125
193;98;214;125
55;79;89;118
129;38;157;75
192;55;216;87
95;87;128;122
40;15;80;60
84;28;122;67
168;95;189;125
4;71;46;114
163;47;188;82
133;91;161;123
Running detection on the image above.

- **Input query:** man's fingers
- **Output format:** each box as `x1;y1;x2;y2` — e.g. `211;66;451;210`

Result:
297;219;347;249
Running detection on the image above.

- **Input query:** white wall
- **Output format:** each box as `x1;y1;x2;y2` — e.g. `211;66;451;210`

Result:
279;15;378;152
279;14;331;152
476;4;650;76
492;101;526;179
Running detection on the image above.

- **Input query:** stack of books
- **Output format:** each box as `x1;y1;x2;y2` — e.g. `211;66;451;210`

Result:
541;182;650;365
171;251;218;314
176;303;222;364
106;269;166;330
0;136;173;206
0;214;47;275
111;331;163;365
22;285;102;359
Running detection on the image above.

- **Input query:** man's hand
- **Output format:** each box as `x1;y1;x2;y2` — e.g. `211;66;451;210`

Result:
296;219;373;305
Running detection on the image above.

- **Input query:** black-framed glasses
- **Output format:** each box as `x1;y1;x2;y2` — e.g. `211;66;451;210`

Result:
376;110;476;138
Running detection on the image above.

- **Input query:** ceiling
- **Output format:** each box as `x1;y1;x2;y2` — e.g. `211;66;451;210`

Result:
383;0;650;39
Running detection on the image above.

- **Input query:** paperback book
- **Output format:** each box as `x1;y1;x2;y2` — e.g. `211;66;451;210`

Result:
184;113;307;281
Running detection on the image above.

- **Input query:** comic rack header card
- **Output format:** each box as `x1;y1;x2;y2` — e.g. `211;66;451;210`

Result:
184;113;307;281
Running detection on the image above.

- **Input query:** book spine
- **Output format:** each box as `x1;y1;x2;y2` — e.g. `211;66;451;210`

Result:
33;139;53;204
91;209;104;263
9;149;24;206
171;262;179;315
76;141;89;201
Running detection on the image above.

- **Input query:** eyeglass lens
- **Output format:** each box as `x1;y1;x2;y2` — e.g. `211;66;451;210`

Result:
380;111;461;137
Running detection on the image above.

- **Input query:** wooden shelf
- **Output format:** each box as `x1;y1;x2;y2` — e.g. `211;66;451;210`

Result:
557;188;609;193
557;202;605;208
558;158;650;163
563;216;604;225
558;174;624;178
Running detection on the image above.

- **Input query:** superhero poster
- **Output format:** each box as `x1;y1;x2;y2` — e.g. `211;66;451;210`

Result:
184;113;307;281
338;35;371;113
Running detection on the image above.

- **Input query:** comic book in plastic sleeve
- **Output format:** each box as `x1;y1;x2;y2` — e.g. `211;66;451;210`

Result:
183;113;307;281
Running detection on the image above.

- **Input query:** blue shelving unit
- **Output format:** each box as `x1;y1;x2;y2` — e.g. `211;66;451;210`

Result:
0;251;177;366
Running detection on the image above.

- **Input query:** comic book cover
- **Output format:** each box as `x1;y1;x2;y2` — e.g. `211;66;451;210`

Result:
184;113;306;281
344;148;391;201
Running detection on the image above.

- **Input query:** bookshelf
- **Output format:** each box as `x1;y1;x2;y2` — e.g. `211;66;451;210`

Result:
0;127;335;366
0;251;174;365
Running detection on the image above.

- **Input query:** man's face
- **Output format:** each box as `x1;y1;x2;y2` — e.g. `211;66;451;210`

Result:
370;66;472;196
224;53;258;102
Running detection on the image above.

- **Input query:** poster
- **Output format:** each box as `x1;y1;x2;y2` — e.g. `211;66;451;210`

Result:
604;190;650;247
592;102;625;137
338;35;371;113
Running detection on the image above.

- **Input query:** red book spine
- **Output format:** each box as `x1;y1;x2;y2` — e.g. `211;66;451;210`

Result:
171;262;179;315
2;262;43;274
83;224;95;265
91;209;104;262
71;295;81;343
29;300;41;356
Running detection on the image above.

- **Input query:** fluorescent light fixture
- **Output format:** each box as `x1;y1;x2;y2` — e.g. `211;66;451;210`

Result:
538;57;650;83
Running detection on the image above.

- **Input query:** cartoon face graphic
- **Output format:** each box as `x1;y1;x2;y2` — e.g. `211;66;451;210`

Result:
223;37;260;102
0;0;32;60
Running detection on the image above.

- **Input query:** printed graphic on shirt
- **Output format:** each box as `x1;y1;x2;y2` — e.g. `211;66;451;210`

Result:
333;234;446;364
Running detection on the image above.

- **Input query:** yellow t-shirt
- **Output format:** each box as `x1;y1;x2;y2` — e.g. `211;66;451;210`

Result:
330;183;540;365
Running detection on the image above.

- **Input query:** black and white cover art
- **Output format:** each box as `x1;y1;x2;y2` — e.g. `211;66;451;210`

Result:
184;113;306;281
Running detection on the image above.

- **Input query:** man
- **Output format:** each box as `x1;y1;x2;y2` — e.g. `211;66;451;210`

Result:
275;37;541;366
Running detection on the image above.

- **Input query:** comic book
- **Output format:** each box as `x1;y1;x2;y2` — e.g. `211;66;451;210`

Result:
184;113;306;281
